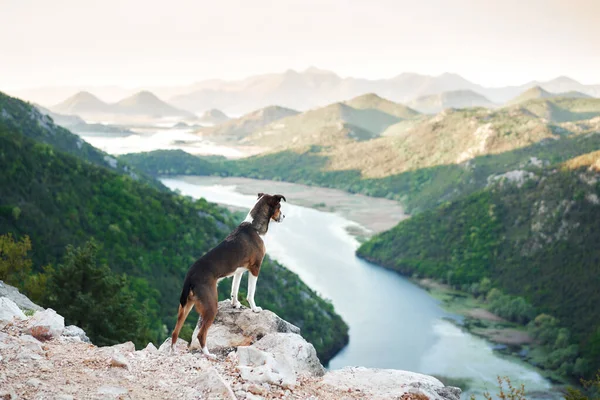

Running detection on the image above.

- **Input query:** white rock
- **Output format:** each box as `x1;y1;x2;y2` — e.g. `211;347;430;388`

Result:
62;325;90;343
0;281;44;312
27;308;64;340
0;297;26;326
191;300;300;354
26;378;41;387
97;385;128;397
144;342;158;352
159;337;188;353
323;367;461;400
237;346;296;388
19;334;44;354
196;368;236;399
253;333;324;377
110;353;130;369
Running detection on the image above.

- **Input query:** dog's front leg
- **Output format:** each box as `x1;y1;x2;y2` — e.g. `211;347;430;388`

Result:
247;273;262;313
230;270;243;308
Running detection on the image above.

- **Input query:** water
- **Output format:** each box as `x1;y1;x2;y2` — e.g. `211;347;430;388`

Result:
161;177;559;399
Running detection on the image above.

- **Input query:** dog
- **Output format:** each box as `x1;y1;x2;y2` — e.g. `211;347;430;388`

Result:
171;192;286;358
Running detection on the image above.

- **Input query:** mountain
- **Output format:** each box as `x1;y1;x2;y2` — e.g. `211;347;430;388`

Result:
343;93;420;119
0;94;349;360
52;91;112;115
198;108;230;125
245;95;421;149
407;90;495;114
113;91;195;118
196;105;299;140
512;97;600;123
34;104;134;137
357;151;600;379
508;86;594;105
51;91;196;121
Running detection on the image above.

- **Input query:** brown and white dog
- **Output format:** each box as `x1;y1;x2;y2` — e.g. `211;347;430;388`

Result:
171;193;286;358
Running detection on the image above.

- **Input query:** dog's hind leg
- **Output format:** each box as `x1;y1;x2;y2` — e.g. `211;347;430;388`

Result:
195;285;218;359
171;300;194;353
230;269;244;308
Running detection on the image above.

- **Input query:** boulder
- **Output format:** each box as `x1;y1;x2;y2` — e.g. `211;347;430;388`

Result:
322;367;461;400
26;308;64;341
0;281;44;312
190;300;300;355
237;346;296;388
252;332;325;377
0;297;26;327
62;325;90;343
196;368;236;399
159;337;188;354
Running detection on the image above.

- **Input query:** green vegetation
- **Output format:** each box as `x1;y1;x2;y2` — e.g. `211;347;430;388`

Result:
0;100;348;360
357;159;600;379
513;97;600;122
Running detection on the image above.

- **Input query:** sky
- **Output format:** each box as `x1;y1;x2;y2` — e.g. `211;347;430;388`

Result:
1;0;599;90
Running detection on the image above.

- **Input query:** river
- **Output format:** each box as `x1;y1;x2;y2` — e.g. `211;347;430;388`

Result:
161;176;560;399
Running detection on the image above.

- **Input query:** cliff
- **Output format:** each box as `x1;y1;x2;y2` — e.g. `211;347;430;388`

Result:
0;282;461;399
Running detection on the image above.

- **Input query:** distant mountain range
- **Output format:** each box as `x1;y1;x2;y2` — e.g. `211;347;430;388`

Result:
10;68;599;116
51;91;195;121
507;86;592;105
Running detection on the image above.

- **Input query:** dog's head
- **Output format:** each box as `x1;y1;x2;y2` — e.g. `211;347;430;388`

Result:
256;192;286;223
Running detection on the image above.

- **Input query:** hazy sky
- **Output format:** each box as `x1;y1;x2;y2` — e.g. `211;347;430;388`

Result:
1;0;599;90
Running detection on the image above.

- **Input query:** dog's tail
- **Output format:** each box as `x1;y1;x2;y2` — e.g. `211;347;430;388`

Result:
179;281;194;307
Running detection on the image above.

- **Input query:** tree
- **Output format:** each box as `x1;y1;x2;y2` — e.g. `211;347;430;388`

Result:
44;239;155;347
0;233;32;287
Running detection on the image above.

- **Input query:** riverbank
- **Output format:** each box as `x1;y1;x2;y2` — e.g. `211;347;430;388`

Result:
174;175;408;238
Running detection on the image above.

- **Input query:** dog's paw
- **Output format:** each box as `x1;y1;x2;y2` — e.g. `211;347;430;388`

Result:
205;353;217;360
251;306;263;313
232;300;241;309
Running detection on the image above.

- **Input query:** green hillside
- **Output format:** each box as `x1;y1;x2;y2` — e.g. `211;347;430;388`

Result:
0;91;161;189
0;121;348;361
357;155;600;378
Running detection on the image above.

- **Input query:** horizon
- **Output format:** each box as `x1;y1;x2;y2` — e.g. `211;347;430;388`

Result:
2;0;599;91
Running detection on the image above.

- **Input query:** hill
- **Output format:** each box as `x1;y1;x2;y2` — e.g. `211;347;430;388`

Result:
357;152;600;379
114;91;195;118
196;105;299;140
51;91;196;121
511;97;600;122
198;108;230;125
245;98;415;148
0;99;349;360
343;93;420;119
407;90;495;114
508;86;594;106
52;91;112;115
0;91;155;186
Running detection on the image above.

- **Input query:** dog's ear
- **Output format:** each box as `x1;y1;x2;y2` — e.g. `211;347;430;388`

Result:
257;192;264;199
273;194;286;203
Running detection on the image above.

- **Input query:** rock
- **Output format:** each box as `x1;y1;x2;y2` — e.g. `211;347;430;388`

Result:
143;342;158;353
0;297;26;326
26;308;64;340
26;378;42;387
110;353;130;369
158;337;188;353
0;281;44;312
237;346;296;387
97;385;128;397
190;300;300;355
253;332;325;377
196;368;236;399
62;325;90;343
19;335;44;354
322;367;461;400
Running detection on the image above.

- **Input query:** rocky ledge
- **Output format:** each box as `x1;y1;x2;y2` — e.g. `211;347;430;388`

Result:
0;284;461;399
